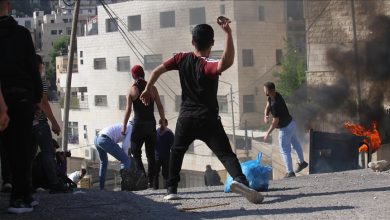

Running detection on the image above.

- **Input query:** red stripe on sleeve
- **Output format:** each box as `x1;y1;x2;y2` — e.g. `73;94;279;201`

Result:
163;52;186;71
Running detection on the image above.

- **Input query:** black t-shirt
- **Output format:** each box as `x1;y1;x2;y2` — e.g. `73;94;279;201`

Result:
268;92;292;128
163;52;221;119
132;80;155;123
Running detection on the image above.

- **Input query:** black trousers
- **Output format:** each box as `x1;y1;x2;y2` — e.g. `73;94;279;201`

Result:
167;117;246;189
130;121;156;184
0;90;34;201
0;138;12;185
153;157;169;189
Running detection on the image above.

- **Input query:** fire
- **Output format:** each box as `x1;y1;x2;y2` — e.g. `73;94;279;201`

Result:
344;121;382;153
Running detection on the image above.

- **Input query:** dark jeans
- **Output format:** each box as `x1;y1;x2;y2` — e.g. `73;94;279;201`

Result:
32;120;59;186
130;121;156;184
0;138;12;185
153;157;169;189
0;90;34;201
167;117;246;189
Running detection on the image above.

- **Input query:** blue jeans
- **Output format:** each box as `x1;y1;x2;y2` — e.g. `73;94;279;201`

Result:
278;120;305;173
94;135;131;190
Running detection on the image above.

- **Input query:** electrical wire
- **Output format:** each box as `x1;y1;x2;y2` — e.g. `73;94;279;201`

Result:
98;0;177;101
100;0;182;89
62;0;76;7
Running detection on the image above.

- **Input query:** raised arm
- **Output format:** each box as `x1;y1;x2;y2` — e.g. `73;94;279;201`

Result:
217;18;234;73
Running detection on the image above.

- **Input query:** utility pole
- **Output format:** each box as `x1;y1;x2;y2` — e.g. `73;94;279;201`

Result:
351;0;361;122
230;86;236;154
62;0;81;152
220;80;236;154
244;120;249;159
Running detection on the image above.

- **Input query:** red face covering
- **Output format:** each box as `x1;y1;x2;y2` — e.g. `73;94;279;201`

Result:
130;65;145;80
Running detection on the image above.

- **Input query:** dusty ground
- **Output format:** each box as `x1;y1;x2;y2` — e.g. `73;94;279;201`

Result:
0;169;389;220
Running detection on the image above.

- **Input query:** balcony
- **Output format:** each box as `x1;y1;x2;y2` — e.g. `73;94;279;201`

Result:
60;95;89;109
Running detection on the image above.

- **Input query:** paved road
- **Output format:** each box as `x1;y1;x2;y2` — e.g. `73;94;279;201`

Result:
1;169;389;219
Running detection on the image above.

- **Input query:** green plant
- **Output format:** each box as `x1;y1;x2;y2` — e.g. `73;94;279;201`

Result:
273;42;306;98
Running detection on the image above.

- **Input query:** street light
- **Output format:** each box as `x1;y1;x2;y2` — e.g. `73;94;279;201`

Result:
219;80;236;154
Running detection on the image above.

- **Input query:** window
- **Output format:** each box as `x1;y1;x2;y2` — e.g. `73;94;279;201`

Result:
66;27;72;35
175;95;181;112
59;30;63;35
106;18;118;32
119;95;127;110
93;58;106;69
154;95;165;112
80;51;83;58
51;30;57;35
220;5;225;15
63;18;68;23
276;49;283;65
210;50;223;60
68;122;79;144
242;49;254;67
24;20;31;29
80;60;84;65
258;6;265;21
117;56;130;72
144;54;162;70
50;19;54;23
128;15;141;31
95;95;108;106
218;95;228;113
83;125;88;139
243;95;255;113
189;7;206;25
160;11;175;28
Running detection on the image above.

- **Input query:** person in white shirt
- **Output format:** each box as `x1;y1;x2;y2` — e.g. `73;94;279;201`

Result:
68;169;86;184
95;121;133;190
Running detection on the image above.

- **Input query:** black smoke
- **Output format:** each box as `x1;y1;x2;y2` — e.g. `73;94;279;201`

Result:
289;15;390;143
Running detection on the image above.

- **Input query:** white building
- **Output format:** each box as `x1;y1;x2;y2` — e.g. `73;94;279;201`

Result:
59;0;288;186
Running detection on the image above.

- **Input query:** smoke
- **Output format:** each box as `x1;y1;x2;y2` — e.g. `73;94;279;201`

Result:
289;14;390;143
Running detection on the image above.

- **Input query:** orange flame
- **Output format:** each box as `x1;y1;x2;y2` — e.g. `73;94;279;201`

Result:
344;121;382;153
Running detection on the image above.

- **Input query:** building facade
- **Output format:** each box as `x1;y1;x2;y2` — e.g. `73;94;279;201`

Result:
58;0;289;185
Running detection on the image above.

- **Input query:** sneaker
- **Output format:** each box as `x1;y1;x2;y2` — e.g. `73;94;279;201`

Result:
163;186;180;200
8;199;33;214
230;181;264;204
295;161;308;173
284;172;296;178
49;182;70;194
1;183;12;193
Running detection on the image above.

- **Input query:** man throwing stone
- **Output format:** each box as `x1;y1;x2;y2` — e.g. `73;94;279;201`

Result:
140;17;263;204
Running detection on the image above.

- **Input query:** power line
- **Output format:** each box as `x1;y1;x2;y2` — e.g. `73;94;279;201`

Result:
101;0;181;91
100;0;181;96
98;0;176;101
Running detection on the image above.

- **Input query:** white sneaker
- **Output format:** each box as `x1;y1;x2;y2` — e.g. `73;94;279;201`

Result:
230;181;264;204
163;194;180;200
8;200;34;214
